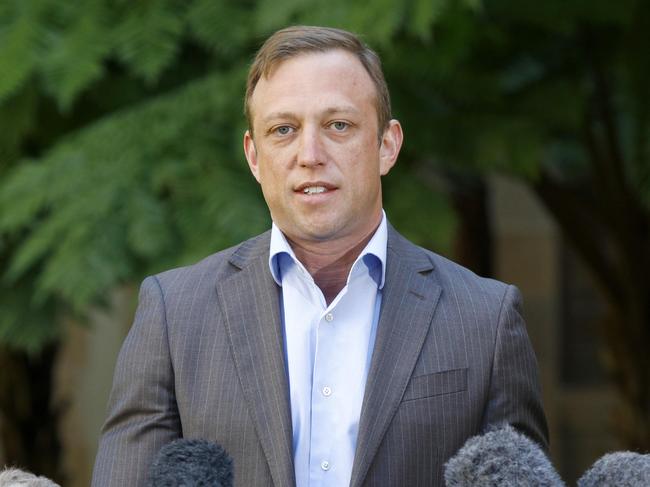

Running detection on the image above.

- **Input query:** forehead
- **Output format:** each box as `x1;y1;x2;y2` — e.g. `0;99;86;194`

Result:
249;50;378;122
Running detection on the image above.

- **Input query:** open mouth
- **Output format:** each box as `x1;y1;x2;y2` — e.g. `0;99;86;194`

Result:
295;182;336;195
303;186;327;195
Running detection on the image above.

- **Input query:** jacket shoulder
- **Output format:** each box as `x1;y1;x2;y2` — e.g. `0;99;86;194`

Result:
427;250;510;297
389;226;511;300
151;230;271;291
389;230;513;315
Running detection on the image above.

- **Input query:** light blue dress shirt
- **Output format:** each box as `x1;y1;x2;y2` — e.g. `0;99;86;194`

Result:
269;213;387;487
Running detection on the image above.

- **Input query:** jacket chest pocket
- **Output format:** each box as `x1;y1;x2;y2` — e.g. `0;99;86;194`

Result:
402;368;468;402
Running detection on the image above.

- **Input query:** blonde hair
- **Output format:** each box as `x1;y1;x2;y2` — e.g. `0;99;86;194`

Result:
245;25;391;135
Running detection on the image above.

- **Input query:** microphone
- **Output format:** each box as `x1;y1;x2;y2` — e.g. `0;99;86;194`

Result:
444;425;564;487
577;451;650;487
147;438;233;487
0;467;60;486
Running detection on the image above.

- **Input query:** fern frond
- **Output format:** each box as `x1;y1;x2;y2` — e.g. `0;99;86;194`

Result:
0;2;45;103
39;2;111;111
0;67;266;309
0;282;60;352
0;159;52;232
187;0;253;57
112;0;185;84
0;82;38;166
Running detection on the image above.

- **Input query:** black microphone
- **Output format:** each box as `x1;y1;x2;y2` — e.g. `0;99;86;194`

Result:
444;425;564;486
577;451;650;487
147;438;233;487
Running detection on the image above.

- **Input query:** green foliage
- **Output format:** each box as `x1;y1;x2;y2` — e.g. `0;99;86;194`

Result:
1;0;649;355
384;166;456;252
112;0;185;84
0;282;60;353
0;70;267;313
0;82;37;167
187;0;253;56
0;0;464;351
0;1;43;104
408;0;449;41
40;2;111;111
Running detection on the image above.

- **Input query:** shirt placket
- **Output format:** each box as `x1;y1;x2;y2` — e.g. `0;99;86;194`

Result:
308;294;347;485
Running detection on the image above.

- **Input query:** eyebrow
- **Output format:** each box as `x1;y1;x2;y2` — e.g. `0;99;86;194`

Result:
261;105;361;124
261;112;296;124
322;105;360;116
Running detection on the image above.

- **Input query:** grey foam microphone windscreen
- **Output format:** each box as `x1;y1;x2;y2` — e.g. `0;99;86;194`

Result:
147;438;233;487
577;451;650;487
0;467;60;487
444;425;564;487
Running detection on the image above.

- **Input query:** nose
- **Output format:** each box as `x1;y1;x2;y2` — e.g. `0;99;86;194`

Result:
297;127;325;168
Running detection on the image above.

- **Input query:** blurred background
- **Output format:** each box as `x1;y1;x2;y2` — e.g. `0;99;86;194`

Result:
0;0;648;485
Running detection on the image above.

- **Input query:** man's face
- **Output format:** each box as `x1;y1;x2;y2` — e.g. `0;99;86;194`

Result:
244;49;403;246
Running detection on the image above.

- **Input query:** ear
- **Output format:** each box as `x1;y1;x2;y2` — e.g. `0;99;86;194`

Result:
243;130;261;183
379;119;403;176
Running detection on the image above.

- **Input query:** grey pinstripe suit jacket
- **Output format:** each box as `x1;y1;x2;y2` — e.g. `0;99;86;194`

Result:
92;225;548;486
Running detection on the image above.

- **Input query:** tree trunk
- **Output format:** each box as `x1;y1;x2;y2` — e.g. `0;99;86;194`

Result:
533;174;650;451
447;173;493;277
0;343;65;484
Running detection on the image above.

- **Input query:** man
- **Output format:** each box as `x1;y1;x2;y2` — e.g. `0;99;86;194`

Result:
92;26;548;486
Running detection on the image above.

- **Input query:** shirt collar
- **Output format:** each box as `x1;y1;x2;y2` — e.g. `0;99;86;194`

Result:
269;211;388;289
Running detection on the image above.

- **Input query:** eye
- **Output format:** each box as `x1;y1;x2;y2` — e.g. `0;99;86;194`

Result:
273;125;294;136
330;121;349;131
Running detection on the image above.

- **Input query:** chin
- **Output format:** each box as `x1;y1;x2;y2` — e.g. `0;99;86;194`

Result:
296;221;344;242
302;228;340;242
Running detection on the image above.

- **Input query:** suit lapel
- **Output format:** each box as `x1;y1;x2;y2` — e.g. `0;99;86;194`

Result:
350;227;442;487
216;233;295;487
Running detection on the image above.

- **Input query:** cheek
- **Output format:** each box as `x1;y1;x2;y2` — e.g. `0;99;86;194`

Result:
349;148;382;182
256;151;281;181
338;140;370;170
258;163;286;202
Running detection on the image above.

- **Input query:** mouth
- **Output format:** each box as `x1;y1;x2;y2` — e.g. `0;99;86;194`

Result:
295;182;337;195
303;186;327;195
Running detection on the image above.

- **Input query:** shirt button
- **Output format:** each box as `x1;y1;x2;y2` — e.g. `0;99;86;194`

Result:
322;386;332;397
321;460;330;471
325;313;333;322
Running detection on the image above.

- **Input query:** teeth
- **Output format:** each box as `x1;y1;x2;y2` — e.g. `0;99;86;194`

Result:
303;186;327;194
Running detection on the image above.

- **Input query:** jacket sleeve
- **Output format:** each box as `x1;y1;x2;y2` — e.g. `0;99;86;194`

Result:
481;284;549;450
92;276;181;487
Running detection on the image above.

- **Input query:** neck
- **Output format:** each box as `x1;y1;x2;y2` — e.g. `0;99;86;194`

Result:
288;222;381;305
